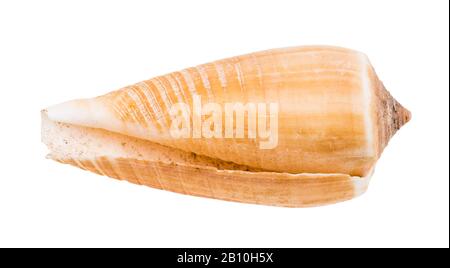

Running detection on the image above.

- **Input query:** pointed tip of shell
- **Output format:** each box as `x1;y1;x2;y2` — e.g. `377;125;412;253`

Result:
382;83;411;134
374;80;411;155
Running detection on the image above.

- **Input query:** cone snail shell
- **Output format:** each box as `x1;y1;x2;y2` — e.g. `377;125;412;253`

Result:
42;46;410;207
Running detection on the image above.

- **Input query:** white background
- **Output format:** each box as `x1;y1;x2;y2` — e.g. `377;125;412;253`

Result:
0;0;448;248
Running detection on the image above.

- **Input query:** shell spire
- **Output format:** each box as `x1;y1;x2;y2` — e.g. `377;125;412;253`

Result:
368;64;411;156
379;83;411;147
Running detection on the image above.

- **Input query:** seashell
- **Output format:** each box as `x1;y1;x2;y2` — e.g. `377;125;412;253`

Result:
42;46;410;207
